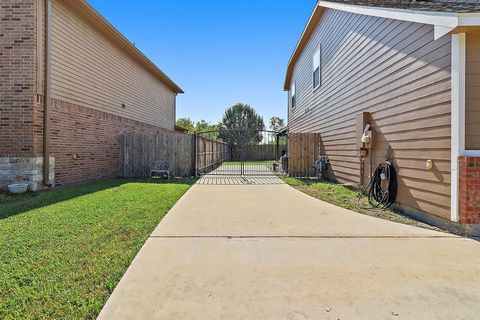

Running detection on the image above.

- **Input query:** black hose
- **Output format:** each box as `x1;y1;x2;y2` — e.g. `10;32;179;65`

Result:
363;161;397;209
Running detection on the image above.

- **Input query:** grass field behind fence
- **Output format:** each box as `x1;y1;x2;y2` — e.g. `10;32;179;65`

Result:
220;161;274;166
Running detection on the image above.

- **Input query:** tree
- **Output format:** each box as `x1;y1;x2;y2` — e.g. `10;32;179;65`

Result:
195;120;219;139
195;120;212;133
219;103;265;146
269;116;285;132
176;118;220;138
176;117;195;133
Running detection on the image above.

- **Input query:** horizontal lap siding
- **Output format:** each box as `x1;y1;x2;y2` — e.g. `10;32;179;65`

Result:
466;33;480;150
50;0;175;130
288;9;451;219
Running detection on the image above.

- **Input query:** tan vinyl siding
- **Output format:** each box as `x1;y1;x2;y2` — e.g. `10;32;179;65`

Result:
50;0;175;130
288;9;451;219
466;33;480;150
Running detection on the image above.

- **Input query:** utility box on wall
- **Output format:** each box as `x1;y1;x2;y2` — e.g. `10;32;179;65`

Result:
356;112;372;150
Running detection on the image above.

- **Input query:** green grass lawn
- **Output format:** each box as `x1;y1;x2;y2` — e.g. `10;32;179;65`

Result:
282;177;439;229
0;178;195;320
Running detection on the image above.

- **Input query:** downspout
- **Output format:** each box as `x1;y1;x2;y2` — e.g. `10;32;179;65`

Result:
43;0;52;187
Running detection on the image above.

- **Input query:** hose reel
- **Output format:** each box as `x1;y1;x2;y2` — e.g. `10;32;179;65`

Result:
362;160;398;209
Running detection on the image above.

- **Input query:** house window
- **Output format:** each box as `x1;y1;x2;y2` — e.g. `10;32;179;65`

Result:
313;47;321;89
291;82;296;109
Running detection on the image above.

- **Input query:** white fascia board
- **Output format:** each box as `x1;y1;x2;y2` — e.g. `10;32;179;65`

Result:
458;14;480;26
318;1;480;39
318;1;459;26
286;4;321;69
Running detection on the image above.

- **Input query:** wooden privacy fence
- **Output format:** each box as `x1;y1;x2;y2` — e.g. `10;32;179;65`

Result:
121;132;196;178
288;133;320;177
196;135;230;174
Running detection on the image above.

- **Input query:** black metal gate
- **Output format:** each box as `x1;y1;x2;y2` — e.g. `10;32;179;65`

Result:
195;129;287;176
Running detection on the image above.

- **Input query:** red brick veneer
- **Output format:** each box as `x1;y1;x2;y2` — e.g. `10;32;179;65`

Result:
459;157;480;224
50;99;172;185
1;1;177;187
0;1;37;156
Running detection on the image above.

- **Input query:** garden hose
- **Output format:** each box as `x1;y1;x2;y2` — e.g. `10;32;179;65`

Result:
362;160;398;209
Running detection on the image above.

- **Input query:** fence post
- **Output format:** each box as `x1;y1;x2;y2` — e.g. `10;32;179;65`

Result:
194;132;198;177
275;133;279;161
203;136;207;174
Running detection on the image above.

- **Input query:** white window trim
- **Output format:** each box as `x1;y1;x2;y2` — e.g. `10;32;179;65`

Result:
291;81;296;109
313;47;321;91
451;33;466;223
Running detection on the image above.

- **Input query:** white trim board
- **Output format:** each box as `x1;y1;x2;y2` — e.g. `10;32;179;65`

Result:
318;1;480;39
450;33;466;223
461;150;480;157
285;1;480;89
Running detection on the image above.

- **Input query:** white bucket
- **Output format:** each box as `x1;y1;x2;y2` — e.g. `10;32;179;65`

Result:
8;182;29;194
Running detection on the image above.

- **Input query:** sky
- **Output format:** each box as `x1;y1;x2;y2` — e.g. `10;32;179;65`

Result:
87;0;315;126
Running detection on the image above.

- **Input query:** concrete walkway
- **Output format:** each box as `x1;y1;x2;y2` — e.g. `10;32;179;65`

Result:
98;182;480;320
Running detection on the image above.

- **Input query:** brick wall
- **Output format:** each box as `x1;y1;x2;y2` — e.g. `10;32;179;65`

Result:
0;0;37;156
1;1;179;188
50;99;172;186
459;157;480;224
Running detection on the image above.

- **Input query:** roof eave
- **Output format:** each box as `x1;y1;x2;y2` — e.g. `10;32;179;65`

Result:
284;0;480;91
284;3;325;91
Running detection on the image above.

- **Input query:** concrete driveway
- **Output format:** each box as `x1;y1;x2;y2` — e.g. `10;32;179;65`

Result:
98;181;480;320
